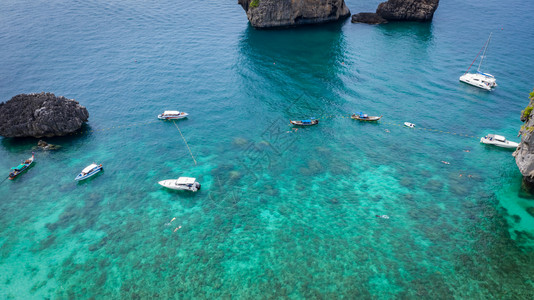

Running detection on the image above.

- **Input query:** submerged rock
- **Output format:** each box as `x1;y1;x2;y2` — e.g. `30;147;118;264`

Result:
37;140;61;150
352;0;439;24
514;90;534;190
0;92;89;138
237;0;351;28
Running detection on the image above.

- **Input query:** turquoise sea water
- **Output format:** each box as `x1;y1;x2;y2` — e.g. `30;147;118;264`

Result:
1;0;534;298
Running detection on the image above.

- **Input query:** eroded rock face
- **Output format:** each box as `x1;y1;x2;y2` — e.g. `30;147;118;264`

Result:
0;92;89;138
351;13;388;24
237;0;351;28
514;91;534;189
376;0;439;22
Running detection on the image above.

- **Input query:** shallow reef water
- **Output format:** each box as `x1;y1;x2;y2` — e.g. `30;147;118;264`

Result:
1;0;534;298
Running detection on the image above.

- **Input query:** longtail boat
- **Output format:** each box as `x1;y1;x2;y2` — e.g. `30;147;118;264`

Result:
351;112;382;121
9;153;35;180
290;118;319;126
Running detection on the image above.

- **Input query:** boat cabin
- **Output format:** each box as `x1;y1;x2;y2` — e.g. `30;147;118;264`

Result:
176;177;197;186
486;134;506;142
81;163;98;175
162;111;183;116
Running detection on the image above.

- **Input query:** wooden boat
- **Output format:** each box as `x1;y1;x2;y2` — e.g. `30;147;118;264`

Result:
351;112;382;121
9;153;35;180
290;119;319;126
157;110;189;120
75;163;103;181
159;177;201;192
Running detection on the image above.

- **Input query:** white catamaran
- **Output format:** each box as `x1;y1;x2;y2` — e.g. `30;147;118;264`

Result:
459;33;497;91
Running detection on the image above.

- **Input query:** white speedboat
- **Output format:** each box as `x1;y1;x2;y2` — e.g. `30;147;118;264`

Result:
480;134;518;149
75;163;103;181
157;111;188;120
159;177;201;192
459;33;497;90
404;122;415;128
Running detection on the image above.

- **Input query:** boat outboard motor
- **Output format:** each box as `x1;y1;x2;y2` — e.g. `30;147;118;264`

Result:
195;182;201;190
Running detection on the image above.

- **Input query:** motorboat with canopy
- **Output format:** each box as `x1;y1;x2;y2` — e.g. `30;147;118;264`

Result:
158;111;189;120
75;163;103;181
159;177;201;192
480;134;518;149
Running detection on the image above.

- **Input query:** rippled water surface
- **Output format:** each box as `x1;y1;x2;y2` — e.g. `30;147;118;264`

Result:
1;0;534;298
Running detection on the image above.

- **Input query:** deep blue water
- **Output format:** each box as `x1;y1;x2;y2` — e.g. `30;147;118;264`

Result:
1;0;534;298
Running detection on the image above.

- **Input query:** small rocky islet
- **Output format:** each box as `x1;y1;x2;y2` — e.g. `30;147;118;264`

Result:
0;92;89;138
237;0;440;28
352;0;440;24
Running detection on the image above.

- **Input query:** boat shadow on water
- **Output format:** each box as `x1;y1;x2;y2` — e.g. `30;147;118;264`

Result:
158;187;202;199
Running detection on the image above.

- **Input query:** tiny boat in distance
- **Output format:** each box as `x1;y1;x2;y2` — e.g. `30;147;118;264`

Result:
459;33;497;91
159;177;201;192
290;118;319;126
351;112;382;121
404;122;415;128
9;153;35;180
157;111;189;120
75;163;103;181
480;134;518;149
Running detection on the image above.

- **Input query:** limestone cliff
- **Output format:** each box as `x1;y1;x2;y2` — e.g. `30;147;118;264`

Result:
0;92;89;138
353;0;439;24
514;90;534;188
237;0;351;28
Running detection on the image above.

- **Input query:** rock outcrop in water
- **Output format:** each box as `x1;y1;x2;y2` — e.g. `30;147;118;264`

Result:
0;92;89;138
352;0;439;24
237;0;351;28
514;90;534;190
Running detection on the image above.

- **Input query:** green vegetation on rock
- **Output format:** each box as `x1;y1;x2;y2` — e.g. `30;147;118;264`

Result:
523;106;533;119
250;0;260;8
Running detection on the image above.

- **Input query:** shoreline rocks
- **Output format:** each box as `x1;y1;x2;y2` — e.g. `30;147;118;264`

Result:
237;0;351;29
0;92;89;138
352;0;439;24
514;90;534;190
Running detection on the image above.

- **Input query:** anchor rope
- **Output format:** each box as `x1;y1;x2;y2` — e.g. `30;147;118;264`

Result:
172;120;197;165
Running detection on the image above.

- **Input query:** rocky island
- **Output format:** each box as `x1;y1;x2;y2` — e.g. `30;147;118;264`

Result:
352;0;439;24
0;92;89;138
237;0;351;28
514;90;534;190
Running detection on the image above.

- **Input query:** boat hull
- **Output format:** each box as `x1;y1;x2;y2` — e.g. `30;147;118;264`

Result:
157;112;189;120
404;122;415;128
159;180;201;192
480;137;518;149
351;115;382;121
290;120;319;126
8;155;34;180
459;73;496;91
75;165;103;181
